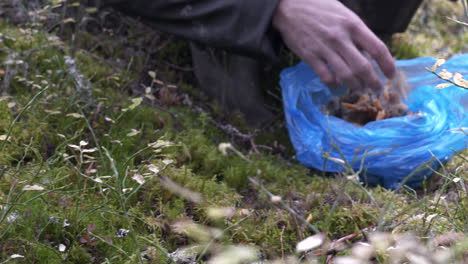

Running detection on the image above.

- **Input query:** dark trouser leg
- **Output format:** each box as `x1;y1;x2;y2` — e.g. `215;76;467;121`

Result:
340;0;423;38
190;42;273;127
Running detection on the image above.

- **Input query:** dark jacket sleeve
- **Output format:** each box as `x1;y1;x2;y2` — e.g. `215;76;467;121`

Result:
103;0;281;62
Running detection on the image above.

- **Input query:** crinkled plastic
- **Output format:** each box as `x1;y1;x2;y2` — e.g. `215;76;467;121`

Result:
281;54;468;189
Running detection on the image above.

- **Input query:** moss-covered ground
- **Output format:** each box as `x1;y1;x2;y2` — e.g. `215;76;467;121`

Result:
0;0;467;263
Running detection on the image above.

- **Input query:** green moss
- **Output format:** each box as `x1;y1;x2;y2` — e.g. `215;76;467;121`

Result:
0;2;467;262
67;245;92;264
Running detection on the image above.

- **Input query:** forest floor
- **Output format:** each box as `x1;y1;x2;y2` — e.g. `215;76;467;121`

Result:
0;0;467;263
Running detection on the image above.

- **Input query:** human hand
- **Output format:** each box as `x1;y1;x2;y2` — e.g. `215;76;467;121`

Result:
273;0;396;93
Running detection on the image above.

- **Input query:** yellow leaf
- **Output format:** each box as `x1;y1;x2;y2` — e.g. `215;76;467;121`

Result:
126;129;141;137
435;83;453;89
148;140;174;149
122;97;143;112
62;18;76;24
148;71;156;79
66;113;84;118
44;109;62;115
85;7;98;13
145;94;156;100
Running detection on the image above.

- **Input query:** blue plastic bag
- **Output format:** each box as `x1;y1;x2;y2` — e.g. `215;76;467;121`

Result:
281;55;468;189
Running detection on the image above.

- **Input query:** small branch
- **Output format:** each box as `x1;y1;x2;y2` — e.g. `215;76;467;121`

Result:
210;121;252;141
182;94;253;141
446;16;468;27
64;55;95;104
426;67;468;90
249;137;260;154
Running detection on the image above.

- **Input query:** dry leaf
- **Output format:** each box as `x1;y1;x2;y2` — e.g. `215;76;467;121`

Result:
110;140;122;145
452;72;468;87
67;144;81;150
127;129;141;137
296;233;326;252
218;143;232;155
122;97;143;112
86;169;97;174
85;7;98;13
435;83;453;89
148;140;174;149
206;207;236;219
438;69;453;80
162;159;174;165
145;94;156;101
148;164;160;174
104;116;115;123
158;87;180;105
159;175;203;204
431;59;446;71
87;223;96;233
131;174;145;185
271;195;282;203
122;188;133;193
23;185;46;191
93;178;103;183
82;148;98;153
208;246;258;264
62;18;76;24
0;135;11;141
66;113;84;118
328;157;345;165
45;110;62;115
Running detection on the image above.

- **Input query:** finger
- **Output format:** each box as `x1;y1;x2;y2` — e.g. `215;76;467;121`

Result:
336;41;383;93
351;21;396;79
320;47;361;92
304;56;337;88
